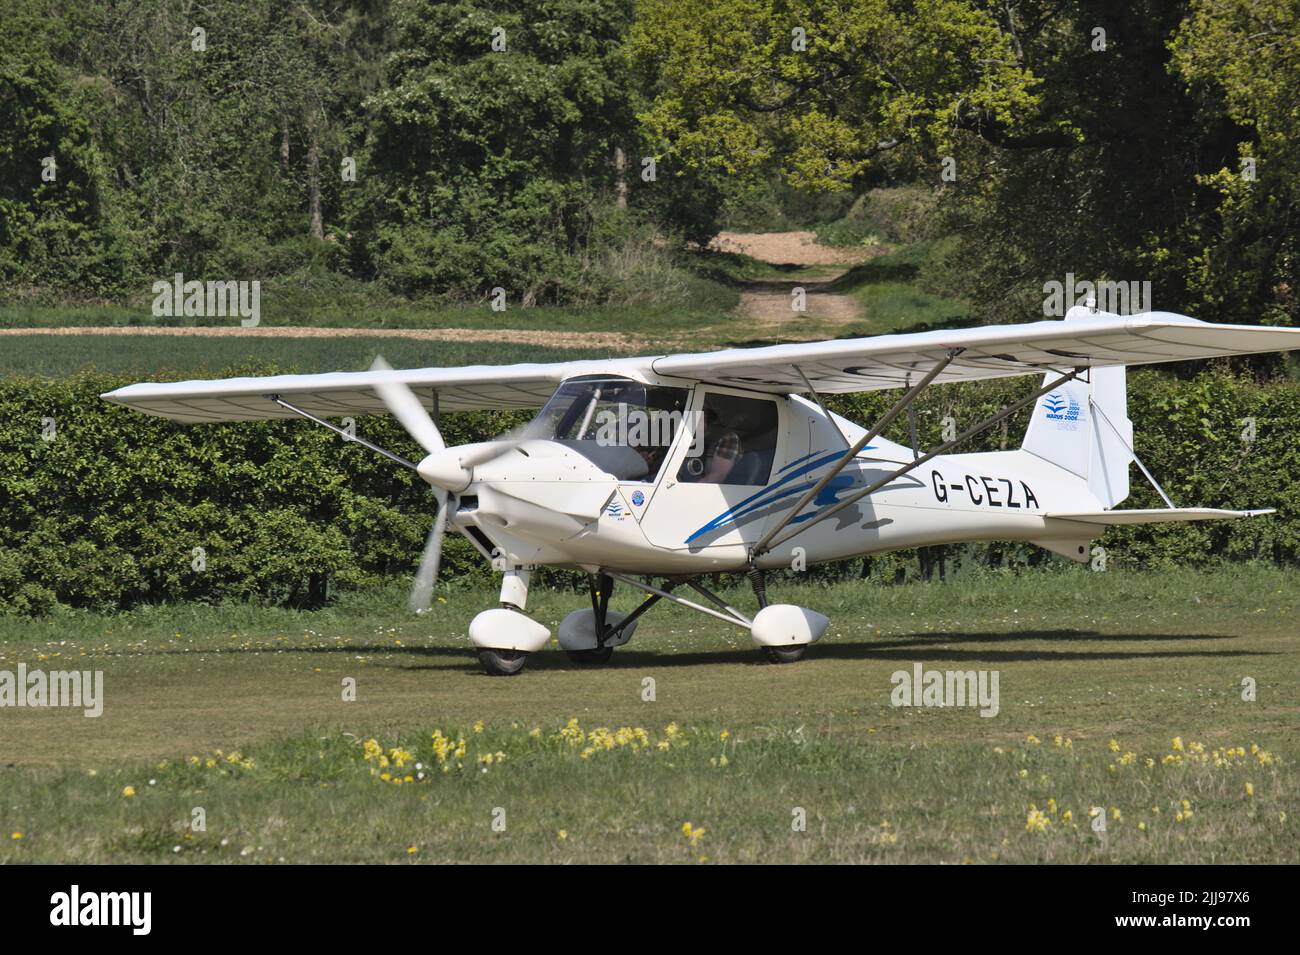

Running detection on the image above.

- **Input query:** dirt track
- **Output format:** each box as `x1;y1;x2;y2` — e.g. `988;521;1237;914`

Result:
0;324;635;351
710;231;881;335
709;230;881;266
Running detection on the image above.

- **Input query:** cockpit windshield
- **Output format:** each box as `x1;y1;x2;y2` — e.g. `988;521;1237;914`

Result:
530;376;690;481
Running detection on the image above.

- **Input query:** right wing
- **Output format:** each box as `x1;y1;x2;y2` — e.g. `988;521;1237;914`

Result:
651;308;1300;393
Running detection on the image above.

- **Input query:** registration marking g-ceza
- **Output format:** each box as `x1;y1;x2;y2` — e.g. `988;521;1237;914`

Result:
931;469;1040;509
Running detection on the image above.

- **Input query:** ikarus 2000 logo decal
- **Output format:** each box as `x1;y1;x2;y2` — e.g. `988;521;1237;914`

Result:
1042;391;1083;431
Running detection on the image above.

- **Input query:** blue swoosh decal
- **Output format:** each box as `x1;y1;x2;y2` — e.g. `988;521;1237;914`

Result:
684;448;876;543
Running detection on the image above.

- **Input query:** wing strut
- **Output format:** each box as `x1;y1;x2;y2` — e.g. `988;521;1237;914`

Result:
754;366;1083;559
750;350;963;559
268;394;418;471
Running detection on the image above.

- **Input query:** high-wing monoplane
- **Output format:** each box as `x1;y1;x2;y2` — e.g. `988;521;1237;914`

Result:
103;306;1300;674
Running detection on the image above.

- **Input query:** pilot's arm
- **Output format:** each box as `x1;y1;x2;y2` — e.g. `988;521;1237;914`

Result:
703;431;741;483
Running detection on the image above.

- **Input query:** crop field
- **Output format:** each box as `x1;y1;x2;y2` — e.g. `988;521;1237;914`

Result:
0;244;976;363
1;565;1294;864
0;333;608;379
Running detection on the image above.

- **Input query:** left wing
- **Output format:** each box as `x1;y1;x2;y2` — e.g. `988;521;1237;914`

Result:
102;362;577;422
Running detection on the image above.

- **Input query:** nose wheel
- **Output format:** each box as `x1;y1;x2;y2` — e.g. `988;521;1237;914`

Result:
477;648;528;676
762;644;807;664
469;575;551;676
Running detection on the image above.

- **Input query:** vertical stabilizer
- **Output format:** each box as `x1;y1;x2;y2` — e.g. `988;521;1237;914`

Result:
1021;307;1133;508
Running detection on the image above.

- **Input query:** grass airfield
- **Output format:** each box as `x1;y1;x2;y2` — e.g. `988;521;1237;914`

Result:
1;565;1295;863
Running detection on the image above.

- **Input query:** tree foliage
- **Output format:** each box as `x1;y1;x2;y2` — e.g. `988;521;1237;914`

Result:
633;0;1298;326
1171;0;1299;326
631;0;1051;192
2;0;1296;321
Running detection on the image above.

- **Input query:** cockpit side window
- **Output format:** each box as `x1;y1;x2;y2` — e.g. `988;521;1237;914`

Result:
530;376;689;482
678;392;779;486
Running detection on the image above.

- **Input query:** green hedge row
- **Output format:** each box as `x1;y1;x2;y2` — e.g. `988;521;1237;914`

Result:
1;367;1297;614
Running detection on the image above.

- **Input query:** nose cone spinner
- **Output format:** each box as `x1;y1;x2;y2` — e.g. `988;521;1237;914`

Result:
417;449;472;492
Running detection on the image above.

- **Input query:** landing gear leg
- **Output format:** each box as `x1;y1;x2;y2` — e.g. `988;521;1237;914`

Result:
567;573;615;664
748;565;769;610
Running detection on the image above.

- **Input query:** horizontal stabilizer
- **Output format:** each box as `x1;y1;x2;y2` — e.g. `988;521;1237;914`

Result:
1044;508;1275;526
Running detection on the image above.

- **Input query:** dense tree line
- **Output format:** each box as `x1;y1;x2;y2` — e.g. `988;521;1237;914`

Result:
0;0;652;302
1;0;1296;325
635;0;1298;327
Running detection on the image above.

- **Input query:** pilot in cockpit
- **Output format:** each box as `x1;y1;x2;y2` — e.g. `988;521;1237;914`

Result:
679;394;779;486
681;404;743;483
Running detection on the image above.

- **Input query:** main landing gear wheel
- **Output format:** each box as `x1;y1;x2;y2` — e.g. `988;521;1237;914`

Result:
477;648;528;676
565;645;614;665
762;644;807;664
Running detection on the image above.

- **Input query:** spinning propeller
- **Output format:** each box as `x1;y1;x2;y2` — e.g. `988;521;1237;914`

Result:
367;357;531;612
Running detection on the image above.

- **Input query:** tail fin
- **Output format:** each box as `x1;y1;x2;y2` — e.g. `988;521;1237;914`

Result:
1021;314;1134;509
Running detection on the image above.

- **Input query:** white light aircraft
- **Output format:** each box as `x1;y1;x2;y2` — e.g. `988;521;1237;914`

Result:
103;306;1300;675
